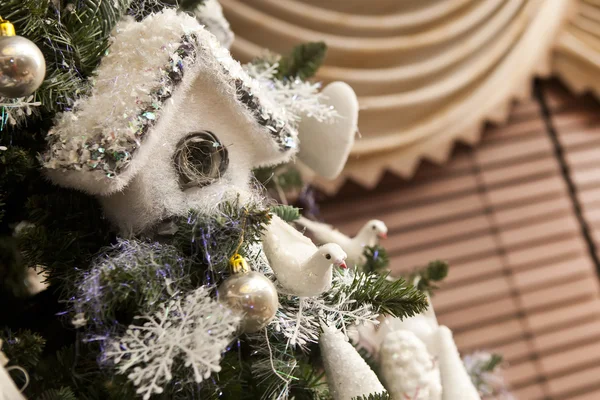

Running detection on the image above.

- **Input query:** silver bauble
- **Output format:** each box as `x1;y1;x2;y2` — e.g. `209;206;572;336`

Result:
0;35;46;98
218;271;278;333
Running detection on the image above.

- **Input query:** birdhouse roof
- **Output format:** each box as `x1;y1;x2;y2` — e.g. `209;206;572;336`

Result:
42;9;298;195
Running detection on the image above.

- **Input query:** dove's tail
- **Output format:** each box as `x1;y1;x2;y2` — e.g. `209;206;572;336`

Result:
435;326;481;400
296;216;327;232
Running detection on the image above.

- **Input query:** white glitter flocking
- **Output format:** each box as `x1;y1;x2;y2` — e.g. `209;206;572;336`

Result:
319;323;387;400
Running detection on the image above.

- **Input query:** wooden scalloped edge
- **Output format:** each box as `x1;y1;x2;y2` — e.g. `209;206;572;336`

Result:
307;0;573;195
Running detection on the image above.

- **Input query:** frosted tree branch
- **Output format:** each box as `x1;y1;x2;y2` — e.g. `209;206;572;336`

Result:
244;61;339;126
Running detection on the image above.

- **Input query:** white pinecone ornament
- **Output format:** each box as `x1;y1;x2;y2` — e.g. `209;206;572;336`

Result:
380;330;442;400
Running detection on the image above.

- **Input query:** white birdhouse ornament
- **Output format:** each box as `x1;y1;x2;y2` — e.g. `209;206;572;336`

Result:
42;10;358;235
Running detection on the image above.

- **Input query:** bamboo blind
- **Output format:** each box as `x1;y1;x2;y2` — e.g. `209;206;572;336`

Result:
319;81;600;400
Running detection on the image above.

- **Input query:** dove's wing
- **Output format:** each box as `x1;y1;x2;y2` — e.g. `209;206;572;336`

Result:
297;217;352;247
263;216;316;267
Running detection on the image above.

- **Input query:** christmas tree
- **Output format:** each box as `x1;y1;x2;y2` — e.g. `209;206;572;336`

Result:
0;1;498;399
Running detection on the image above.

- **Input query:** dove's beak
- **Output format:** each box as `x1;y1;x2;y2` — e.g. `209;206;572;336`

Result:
378;232;388;239
336;260;348;269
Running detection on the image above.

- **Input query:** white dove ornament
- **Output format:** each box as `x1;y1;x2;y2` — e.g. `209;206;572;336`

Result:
297;217;388;268
262;215;347;297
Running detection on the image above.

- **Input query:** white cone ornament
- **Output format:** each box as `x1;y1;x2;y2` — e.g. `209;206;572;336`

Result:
380;330;442;400
435;326;481;400
319;324;387;400
261;215;347;297
297;82;358;179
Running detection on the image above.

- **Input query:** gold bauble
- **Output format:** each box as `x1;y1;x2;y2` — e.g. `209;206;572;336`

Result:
0;34;46;98
218;271;278;333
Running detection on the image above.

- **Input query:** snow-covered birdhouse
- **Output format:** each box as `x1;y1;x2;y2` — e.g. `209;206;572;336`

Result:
42;10;357;234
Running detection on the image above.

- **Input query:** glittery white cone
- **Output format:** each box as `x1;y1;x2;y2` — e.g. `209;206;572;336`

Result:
435;326;481;400
380;330;442;400
320;324;386;400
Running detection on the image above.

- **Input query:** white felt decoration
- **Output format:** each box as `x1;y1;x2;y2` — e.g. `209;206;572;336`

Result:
261;215;347;297
380;330;442;400
296;217;388;268
320;324;387;400
297;81;358;179
194;0;234;49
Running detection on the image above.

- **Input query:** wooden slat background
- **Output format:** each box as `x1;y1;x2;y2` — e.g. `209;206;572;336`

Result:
318;81;600;400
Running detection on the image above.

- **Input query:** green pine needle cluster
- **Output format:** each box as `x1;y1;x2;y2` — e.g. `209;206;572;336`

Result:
276;42;328;80
71;240;193;329
1;328;45;369
481;353;503;372
362;245;390;273
409;260;449;295
332;272;428;319
0;0;131;117
352;392;390;400
272;205;302;222
170;199;271;272
38;388;78;400
254;163;305;201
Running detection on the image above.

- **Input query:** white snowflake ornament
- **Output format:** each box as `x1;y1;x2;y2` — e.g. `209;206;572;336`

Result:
105;286;240;400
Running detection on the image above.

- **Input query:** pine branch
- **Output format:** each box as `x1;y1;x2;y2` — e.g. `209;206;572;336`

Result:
0;237;29;298
38;387;77;400
71;240;193;329
271;205;301;222
254;164;304;194
0;0;131;117
0;328;46;369
352;392;390;400
362;245;389;273
17;190;112;289
409;260;449;295
169;198;271;276
481;353;503;372
336;272;428;319
276;42;327;80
